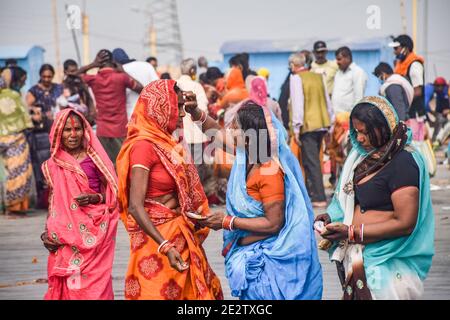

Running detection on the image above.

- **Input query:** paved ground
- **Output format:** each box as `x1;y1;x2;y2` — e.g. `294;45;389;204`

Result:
0;151;449;300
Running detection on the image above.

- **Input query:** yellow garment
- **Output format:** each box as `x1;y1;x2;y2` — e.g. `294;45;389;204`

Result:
298;72;331;134
257;68;270;80
311;60;338;95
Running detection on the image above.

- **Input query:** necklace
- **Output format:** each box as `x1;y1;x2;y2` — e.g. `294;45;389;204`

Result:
70;149;84;160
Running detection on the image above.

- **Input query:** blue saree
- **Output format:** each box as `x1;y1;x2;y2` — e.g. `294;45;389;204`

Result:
223;106;323;300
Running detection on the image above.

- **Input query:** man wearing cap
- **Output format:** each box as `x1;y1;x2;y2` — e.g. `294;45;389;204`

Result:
176;58;209;181
112;48;159;119
311;41;338;96
389;35;426;122
425;77;449;143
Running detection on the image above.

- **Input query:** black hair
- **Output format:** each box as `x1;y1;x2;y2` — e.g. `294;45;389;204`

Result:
5;58;17;67
63;74;93;107
373;62;393;77
97;49;113;66
63;59;78;71
236;101;271;164
199;72;209;85
229;53;251;77
350;103;391;148
39;63;55;76
395;35;414;51
160;72;172;80
8;66;27;91
335;46;353;60
146;56;157;63
228;55;240;68
206;67;224;81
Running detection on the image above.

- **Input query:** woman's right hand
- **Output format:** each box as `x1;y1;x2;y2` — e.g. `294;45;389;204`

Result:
183;91;201;118
166;248;189;273
314;213;331;226
41;232;63;253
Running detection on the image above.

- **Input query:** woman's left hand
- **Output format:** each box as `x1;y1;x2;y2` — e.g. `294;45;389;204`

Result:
75;193;100;207
321;222;349;241
197;211;226;230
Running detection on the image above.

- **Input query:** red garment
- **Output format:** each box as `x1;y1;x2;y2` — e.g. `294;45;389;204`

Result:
42;109;119;300
129;140;177;198
83;68;137;138
117;80;223;300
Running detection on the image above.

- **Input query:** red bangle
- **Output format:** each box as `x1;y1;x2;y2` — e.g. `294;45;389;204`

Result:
348;225;355;243
222;215;233;231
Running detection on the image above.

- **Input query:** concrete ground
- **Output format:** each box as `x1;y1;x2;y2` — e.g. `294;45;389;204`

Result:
0;150;449;300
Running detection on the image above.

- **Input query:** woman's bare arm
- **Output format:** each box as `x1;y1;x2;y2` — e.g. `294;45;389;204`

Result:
128;167;188;272
234;201;285;235
201;201;285;240
184;92;236;154
128;167;166;244
324;187;419;243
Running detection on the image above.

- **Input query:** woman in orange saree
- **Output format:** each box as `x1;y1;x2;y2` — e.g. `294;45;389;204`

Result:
41;109;119;300
116;79;223;300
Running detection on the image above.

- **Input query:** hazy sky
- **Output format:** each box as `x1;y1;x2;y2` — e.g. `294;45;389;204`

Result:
1;0;450;80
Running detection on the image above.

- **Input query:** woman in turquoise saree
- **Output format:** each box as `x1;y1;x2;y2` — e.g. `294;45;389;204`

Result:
316;96;434;300
184;96;323;300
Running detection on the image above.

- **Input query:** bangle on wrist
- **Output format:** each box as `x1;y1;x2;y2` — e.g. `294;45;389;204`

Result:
97;193;104;204
360;224;364;243
159;241;175;256
199;111;207;124
222;215;235;231
157;240;169;254
348;225;355;243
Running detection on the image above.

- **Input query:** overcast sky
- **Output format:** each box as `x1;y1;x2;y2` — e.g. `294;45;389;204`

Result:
1;0;449;80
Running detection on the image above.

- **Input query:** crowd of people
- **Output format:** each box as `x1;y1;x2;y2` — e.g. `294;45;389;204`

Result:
0;33;448;300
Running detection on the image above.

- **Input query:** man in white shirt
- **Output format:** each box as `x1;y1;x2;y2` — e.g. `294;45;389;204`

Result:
331;47;368;114
329;47;367;186
176;58;209;180
112;48;159;119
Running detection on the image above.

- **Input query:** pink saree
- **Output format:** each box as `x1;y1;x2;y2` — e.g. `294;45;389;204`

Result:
42;109;119;300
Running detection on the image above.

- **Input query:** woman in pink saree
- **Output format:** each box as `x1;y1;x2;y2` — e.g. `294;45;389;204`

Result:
40;109;119;300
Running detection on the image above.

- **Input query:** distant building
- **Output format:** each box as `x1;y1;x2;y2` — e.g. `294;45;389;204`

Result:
220;37;395;99
0;45;45;92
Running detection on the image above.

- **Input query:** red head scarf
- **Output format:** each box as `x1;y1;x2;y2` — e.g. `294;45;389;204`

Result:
117;80;210;230
42;109;119;299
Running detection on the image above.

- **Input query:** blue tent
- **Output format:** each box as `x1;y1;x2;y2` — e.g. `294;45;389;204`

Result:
220;36;395;100
0;45;45;92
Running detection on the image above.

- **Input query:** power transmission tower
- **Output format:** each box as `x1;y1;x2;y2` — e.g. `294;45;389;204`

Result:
147;0;183;67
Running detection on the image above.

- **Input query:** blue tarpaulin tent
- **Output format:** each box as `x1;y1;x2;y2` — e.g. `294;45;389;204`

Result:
219;36;395;100
0;45;45;92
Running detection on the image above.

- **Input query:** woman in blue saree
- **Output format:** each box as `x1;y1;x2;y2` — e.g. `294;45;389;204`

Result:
315;96;434;300
184;95;323;300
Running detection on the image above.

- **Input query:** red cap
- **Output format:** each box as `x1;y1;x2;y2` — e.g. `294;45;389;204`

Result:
434;77;447;86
